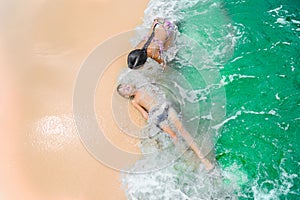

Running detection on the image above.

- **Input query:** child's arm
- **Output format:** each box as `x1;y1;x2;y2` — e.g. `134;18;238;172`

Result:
131;100;149;120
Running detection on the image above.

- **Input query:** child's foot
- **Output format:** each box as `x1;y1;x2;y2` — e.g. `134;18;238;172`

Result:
201;158;215;171
172;136;178;144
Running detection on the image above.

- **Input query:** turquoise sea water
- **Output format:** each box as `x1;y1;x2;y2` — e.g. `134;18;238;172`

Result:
121;0;299;199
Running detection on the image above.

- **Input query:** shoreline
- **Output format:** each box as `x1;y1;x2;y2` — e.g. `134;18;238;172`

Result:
0;0;149;199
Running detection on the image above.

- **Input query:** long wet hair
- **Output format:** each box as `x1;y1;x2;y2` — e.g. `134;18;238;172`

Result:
127;23;158;69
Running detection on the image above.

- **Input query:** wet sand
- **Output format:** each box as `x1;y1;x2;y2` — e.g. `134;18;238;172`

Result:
0;0;148;199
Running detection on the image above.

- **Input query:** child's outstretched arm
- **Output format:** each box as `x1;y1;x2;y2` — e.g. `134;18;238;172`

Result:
131;100;149;120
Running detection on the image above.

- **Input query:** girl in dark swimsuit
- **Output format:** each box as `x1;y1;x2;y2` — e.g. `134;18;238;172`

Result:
127;18;176;70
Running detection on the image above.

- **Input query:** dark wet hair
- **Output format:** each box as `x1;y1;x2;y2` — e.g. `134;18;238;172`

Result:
127;49;148;69
127;23;158;70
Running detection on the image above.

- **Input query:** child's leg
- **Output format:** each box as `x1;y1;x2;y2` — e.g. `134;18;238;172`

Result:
167;108;215;170
160;124;178;143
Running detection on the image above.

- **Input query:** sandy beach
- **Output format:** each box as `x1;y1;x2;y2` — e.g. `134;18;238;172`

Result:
0;0;148;199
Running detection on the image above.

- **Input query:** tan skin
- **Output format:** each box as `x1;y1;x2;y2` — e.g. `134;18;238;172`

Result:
117;84;215;171
135;19;174;69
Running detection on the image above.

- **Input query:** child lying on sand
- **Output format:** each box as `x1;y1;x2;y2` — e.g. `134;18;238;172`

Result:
117;82;215;171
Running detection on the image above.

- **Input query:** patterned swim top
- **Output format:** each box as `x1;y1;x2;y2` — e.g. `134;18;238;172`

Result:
141;18;177;65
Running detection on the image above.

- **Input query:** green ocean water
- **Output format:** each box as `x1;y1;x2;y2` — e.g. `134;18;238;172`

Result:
121;0;299;199
179;0;300;198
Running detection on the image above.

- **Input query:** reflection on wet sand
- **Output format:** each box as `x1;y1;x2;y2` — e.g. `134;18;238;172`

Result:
0;0;148;199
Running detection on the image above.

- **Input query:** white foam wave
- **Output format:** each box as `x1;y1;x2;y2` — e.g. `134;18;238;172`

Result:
121;0;239;199
122;163;239;200
220;74;257;85
212;111;242;131
251;159;298;199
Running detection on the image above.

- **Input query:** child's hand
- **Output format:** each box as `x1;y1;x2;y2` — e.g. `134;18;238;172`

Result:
201;158;215;171
162;62;167;72
142;112;149;120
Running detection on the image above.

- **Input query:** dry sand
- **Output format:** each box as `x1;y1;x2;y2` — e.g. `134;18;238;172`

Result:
0;0;148;199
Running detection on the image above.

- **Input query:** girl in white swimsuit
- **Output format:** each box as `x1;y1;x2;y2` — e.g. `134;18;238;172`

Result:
117;83;215;171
